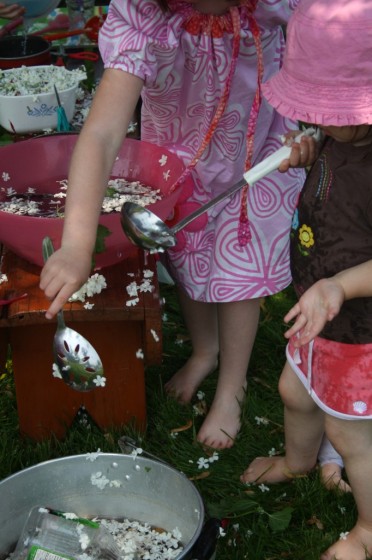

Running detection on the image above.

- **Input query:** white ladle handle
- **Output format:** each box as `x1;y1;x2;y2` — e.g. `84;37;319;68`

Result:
243;127;318;185
172;127;318;234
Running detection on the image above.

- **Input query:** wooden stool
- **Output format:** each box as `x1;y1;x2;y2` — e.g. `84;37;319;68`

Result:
0;247;162;441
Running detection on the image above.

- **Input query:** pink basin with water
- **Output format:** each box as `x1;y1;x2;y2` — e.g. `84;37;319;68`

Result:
0;134;190;268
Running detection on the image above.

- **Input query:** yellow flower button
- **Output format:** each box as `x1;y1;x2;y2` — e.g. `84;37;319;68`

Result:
299;224;314;248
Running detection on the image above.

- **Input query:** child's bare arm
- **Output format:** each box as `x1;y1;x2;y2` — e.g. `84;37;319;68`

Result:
284;260;372;346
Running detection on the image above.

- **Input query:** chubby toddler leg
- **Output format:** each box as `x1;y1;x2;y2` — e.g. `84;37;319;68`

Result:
241;360;324;483
320;416;372;560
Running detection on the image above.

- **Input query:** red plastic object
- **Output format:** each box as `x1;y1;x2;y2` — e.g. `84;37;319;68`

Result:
0;134;192;269
42;14;106;43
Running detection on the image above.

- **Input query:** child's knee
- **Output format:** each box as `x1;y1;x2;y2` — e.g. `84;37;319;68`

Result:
278;362;316;412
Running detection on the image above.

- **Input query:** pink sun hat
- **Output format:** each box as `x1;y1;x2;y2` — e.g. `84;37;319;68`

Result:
262;0;372;126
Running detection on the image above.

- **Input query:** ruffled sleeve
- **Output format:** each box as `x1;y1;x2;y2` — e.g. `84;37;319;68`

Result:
98;0;174;86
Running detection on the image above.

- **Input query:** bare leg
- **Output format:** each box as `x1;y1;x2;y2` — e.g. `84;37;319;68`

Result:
197;298;261;449
241;361;324;483
320;416;372;560
165;290;219;403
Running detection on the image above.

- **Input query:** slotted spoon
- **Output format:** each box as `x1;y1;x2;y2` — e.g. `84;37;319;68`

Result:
42;236;104;392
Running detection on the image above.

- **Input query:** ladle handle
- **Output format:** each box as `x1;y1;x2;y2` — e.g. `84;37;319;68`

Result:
172;177;247;234
172;127;319;235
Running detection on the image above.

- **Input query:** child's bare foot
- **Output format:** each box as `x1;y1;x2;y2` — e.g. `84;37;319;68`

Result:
165;355;218;403
320;462;352;493
196;391;243;449
241;456;311;484
241;456;292;484
320;522;372;560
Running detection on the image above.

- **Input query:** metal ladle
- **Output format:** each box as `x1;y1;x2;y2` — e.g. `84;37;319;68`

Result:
121;128;319;252
42;236;104;392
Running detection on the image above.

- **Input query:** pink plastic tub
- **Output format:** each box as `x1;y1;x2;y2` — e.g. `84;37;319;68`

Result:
0;134;190;268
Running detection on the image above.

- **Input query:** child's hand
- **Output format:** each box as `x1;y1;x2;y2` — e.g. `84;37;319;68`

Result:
284;278;345;346
0;3;25;19
278;130;319;172
39;246;92;319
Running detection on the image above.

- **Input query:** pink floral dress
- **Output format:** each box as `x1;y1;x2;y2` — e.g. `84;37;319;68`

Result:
99;0;304;302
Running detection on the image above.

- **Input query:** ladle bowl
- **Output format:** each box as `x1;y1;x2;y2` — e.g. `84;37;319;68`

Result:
121;128;319;252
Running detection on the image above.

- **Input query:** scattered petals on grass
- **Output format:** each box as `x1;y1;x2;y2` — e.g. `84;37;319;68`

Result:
93;375;106;388
338;506;346;515
268;447;277;457
258;484;270;493
339;532;349;541
197;457;210;470
219;527;226;538
197;390;205;400
162;313;168;321
255;416;269;426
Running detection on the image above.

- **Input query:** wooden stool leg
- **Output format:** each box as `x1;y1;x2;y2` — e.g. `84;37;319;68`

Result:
10;325;79;440
0;328;9;373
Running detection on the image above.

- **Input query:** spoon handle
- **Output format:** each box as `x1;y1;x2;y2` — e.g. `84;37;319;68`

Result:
42;236;67;330
172;127;319;235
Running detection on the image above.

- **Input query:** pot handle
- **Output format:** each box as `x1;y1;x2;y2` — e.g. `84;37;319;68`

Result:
117;435;169;466
190;517;221;560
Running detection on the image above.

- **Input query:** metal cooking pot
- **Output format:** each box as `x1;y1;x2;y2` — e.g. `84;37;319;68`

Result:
0;453;207;559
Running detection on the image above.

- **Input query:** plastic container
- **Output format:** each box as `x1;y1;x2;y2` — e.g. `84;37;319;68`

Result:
13;507;121;560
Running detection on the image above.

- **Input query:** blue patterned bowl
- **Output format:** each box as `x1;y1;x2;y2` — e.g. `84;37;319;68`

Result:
0;65;79;133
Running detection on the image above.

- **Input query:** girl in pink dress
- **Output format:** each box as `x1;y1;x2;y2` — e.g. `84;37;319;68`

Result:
40;0;309;449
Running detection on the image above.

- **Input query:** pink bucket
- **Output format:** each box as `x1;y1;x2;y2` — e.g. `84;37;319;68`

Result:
0;134;191;268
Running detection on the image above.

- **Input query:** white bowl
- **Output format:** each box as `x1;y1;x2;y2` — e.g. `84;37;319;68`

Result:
0;65;84;133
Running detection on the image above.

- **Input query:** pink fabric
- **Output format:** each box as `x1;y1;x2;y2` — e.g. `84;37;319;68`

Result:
262;0;372;126
287;337;372;419
99;0;304;301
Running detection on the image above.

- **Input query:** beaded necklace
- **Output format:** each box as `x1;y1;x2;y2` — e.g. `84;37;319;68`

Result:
169;1;263;246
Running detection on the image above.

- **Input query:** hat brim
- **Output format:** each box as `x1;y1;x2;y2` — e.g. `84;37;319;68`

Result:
262;68;372;127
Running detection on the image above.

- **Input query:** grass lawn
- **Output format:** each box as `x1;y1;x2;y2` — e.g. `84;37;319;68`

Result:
0;284;357;559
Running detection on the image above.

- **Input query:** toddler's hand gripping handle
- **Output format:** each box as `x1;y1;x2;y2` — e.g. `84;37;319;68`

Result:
243;127;319;185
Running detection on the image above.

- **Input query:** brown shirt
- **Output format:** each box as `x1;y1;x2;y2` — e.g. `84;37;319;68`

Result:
290;137;372;344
